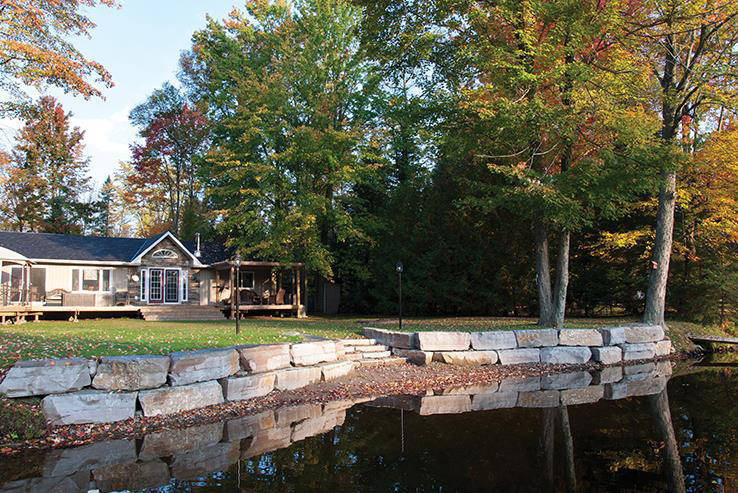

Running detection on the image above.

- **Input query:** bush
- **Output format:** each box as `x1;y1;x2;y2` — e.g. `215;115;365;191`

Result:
0;394;46;442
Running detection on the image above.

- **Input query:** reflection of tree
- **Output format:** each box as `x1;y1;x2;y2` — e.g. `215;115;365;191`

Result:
649;389;686;493
558;406;577;493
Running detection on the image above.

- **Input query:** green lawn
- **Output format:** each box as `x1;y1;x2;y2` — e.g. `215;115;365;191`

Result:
0;315;731;367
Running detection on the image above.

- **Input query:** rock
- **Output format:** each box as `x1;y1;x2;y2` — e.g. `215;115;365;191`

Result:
470;331;517;350
438;382;499;395
241;427;292;459
558;329;603;346
0;358;90;398
619;343;656;361
655;360;673;377
416;332;471;351
498;376;541;392
624;325;665;343
2;471;89;493
354;345;388;352
417;395;472;415
364;395;418;411
604;382;628;400
219;372;275;401
471;392;519;410
623;362;656;381
541;371;592;390
626;376;668;397
139;422;224;459
235;344;291;373
591;347;622;365
138;380;224;417
363;327;418;349
319;361;355;381
168;348;239;386
42;439;137;478
273;366;321;391
323;398;368;413
599;327;626;346
41;390;137;426
561;385;604;406
497;348;540;365
517;390;560;408
275;403;323;425
170;442;240;480
655;339;673;357
292;410;346;442
93;459;170;492
339;338;376;346
87;359;97;377
514;329;558;348
223;411;276;442
540;347;591;365
361;350;392;359
91;355;170;391
592;366;623;385
392;348;433;365
432;351;498;366
290;341;337;366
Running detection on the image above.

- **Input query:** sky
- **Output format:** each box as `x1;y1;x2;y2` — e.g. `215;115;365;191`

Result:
0;0;237;190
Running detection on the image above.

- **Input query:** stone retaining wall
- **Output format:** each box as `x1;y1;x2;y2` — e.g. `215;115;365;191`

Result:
364;325;673;366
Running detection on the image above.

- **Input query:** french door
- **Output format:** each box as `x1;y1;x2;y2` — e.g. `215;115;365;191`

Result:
165;270;179;303
148;268;180;304
149;269;164;303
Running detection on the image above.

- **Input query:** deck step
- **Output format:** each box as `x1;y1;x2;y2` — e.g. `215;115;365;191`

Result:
140;305;226;321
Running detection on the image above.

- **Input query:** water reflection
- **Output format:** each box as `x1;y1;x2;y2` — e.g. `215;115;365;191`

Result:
1;360;735;492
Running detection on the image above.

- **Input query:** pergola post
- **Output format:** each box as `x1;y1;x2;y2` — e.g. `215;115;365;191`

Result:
229;266;235;319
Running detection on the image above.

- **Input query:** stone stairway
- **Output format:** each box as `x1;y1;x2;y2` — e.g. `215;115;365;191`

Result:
140;305;226;321
336;338;405;366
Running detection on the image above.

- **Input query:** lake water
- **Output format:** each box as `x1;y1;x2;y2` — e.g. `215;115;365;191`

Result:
1;358;735;492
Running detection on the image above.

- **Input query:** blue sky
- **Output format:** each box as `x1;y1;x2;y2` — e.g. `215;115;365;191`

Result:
1;0;237;189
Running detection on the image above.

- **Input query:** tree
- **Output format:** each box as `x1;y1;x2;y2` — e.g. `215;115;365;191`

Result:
0;96;91;232
0;0;116;112
187;0;382;277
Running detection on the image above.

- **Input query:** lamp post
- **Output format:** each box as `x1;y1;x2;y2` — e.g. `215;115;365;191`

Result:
233;253;242;335
396;261;403;330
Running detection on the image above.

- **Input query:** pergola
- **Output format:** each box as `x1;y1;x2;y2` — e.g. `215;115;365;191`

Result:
0;246;34;307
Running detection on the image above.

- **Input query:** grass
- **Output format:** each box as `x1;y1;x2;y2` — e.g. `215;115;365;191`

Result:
0;315;733;367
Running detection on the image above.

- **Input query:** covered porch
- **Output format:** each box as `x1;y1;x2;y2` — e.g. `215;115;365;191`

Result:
211;261;306;318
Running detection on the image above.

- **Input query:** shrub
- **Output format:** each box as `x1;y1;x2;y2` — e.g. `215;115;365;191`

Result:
0;394;46;442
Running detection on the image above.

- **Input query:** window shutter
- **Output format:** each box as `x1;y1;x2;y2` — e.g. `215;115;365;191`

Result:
181;271;188;302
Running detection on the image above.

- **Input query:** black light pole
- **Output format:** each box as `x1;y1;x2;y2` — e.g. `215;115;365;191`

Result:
396;261;403;330
234;253;242;335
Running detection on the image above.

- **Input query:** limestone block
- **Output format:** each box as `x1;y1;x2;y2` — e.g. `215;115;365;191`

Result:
1;471;89;493
139;422;224;459
290;341;337;366
416;331;471;351
220;372;275;401
363;327;418;349
514;329;558;348
517;390;560;408
655;339;673;357
291;410;346;443
498;376;541;392
323;397;369;413
655;360;673;377
0;358;90;398
558;329;603;347
470;331;517;350
223;411;276;442
319;361;355;381
42;439;136;478
591;347;622;365
275;403;323;425
541;371;592;390
236;344;291;373
497;348;540;365
241;426;292;459
170;442;240;480
561;385;604;406
41;390;137;426
93;459;170;492
364;395;418;411
471;392;519;411
432;350;498;366
626;376;667;397
619;343;656;361
540;347;591;365
361;350;392;359
438;382;499;395
91;355;170;391
354;345;388;353
592;366;623;385
599;327;626;346
623;362;656;382
168;348;239;386
339;338;376;346
273;366;321;391
392;348;433;365
87;359;97;377
624;325;665;344
417;395;472;415
604;382;628;400
138;380;224;417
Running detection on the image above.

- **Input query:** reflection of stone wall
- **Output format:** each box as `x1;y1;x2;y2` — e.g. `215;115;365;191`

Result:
364;326;674;367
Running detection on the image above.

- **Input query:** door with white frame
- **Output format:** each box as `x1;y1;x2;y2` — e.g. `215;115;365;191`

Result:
141;268;187;304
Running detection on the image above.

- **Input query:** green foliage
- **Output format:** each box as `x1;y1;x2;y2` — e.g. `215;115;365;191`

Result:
0;396;46;442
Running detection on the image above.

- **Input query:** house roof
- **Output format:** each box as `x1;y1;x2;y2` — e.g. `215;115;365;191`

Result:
0;231;206;264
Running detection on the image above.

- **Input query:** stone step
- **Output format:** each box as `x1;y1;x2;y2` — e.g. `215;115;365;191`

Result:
358;357;407;367
339;353;364;361
338;338;376;346
351;345;388;353
360;351;392;359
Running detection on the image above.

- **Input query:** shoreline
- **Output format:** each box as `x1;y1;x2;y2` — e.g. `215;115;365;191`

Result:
0;354;687;456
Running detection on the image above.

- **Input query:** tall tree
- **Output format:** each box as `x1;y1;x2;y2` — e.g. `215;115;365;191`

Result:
0;0;116;112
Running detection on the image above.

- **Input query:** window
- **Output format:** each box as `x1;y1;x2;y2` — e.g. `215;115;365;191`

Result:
181;270;188;302
239;271;255;289
72;268;113;292
152;249;178;259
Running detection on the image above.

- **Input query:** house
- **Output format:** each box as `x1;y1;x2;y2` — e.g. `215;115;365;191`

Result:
0;231;306;321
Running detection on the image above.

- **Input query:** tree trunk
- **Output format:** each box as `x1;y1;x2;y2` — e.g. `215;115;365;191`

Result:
553;231;570;328
558;405;577;493
534;220;555;326
649;389;685;493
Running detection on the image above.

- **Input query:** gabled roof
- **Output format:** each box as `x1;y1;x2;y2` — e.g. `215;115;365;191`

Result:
0;231;205;266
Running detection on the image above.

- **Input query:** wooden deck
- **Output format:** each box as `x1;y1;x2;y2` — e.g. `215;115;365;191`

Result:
688;334;738;348
237;304;304;311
